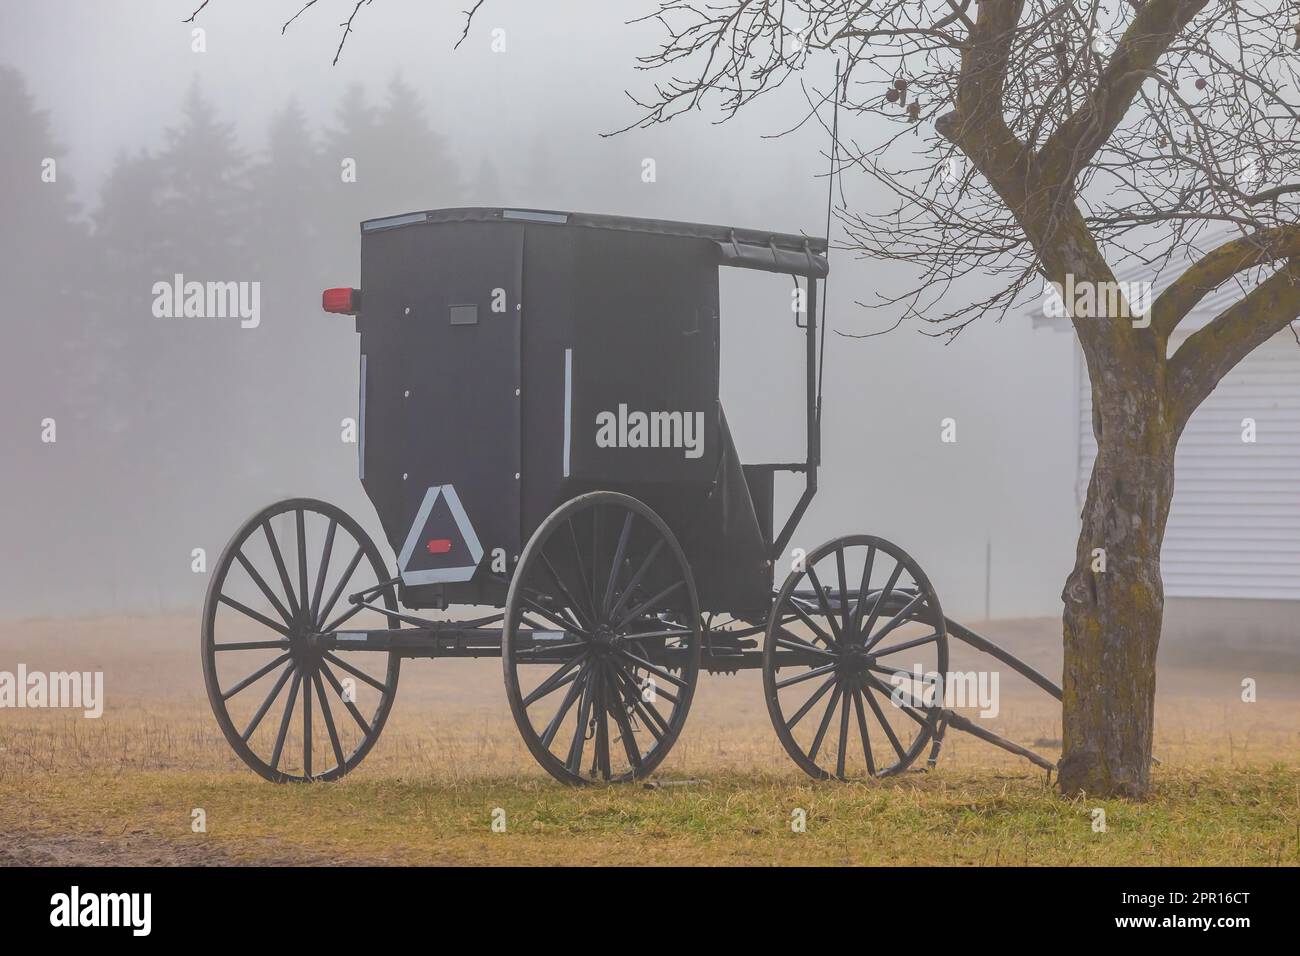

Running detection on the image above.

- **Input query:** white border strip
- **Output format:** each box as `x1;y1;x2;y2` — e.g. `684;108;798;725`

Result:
358;354;367;480
563;348;572;478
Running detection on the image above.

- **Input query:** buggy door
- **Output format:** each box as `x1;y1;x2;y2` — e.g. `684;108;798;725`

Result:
359;220;524;585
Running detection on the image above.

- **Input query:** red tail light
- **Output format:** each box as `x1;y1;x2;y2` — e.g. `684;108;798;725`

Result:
426;538;453;555
322;287;360;315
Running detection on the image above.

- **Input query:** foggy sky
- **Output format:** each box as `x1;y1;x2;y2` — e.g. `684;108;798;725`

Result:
1;1;1082;618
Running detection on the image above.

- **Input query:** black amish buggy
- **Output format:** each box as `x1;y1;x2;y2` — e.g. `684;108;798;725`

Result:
202;207;1063;785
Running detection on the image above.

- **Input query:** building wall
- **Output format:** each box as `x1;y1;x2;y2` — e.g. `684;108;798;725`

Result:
1163;597;1298;664
1076;331;1300;646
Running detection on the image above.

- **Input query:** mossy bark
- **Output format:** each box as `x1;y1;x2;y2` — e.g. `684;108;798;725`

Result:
1058;390;1175;798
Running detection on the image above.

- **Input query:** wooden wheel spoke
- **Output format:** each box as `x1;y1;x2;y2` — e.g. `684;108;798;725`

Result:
565;673;596;774
522;654;586;708
217;594;291;637
565;518;596;619
785;597;839;651
316;546;365;630
269;669;302;772
313;670;347;770
614;579;685;632
604;664;643;770
592;668;611;779
611;667;669;740
320;602;366;634
865;591;927;650
518;589;586;635
865;673;933;725
861;680;908;760
295;509;310;625
309;518;338;625
602;512;635;616
775;633;836;660
775;660;838;690
540;660;589;748
589;504;602;611
607;539;665;622
784;675;836;731
836;687;851;778
807;683;844;763
240;662;295;741
302;670;313;779
835;546;851;638
804;566;844;644
615;648;688;689
850;544;876;636
214;638;290;652
871;631;940;657
323;652;388;693
234;551;294;627
538;551;593;632
262;519;301;620
860;561;904;646
222;653;291;701
320;662;374;736
852;688;876;775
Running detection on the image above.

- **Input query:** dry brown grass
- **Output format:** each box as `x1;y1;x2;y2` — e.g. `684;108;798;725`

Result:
0;613;1297;865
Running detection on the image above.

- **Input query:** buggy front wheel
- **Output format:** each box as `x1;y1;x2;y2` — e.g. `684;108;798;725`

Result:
502;492;702;785
763;535;948;780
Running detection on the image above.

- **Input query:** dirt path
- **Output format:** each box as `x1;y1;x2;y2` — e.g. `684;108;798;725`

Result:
0;827;339;867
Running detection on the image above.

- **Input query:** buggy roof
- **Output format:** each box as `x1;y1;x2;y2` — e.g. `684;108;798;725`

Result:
360;206;829;278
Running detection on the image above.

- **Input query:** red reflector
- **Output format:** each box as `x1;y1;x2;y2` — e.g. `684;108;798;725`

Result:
322;287;358;314
426;538;452;555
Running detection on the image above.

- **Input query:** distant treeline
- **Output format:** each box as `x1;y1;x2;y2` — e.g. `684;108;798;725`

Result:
0;67;514;613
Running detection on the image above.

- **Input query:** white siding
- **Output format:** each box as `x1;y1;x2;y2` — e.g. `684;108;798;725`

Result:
1077;333;1300;600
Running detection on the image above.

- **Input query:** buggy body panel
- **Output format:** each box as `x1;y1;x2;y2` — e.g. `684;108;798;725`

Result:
356;208;827;614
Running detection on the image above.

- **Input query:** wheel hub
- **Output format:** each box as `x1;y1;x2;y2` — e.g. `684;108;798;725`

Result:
589;624;622;656
838;644;873;683
291;621;324;671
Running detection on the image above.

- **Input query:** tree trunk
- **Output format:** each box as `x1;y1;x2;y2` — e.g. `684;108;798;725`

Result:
1058;385;1176;799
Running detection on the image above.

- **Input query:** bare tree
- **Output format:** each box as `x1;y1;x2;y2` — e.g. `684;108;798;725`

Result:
600;0;1300;799
204;0;1300;798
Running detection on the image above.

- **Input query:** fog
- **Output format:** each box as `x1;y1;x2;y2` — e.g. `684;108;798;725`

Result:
0;1;1080;619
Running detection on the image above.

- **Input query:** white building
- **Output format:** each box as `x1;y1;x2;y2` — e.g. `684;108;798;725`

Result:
1032;257;1300;654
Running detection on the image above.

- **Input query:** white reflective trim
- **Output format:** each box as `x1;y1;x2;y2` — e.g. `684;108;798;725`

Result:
503;209;568;224
397;484;485;586
563;348;572;478
401;565;478;585
358;354;367;480
362;212;429;231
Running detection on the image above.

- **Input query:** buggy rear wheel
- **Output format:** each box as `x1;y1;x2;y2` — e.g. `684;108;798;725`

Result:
763;535;947;780
202;498;400;783
503;492;702;785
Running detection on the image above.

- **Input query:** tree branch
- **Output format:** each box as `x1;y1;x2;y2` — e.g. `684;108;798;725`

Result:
1167;259;1300;428
1039;0;1207;187
1151;224;1300;339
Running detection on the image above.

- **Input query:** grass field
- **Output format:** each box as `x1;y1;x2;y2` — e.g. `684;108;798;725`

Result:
1;614;1297;866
